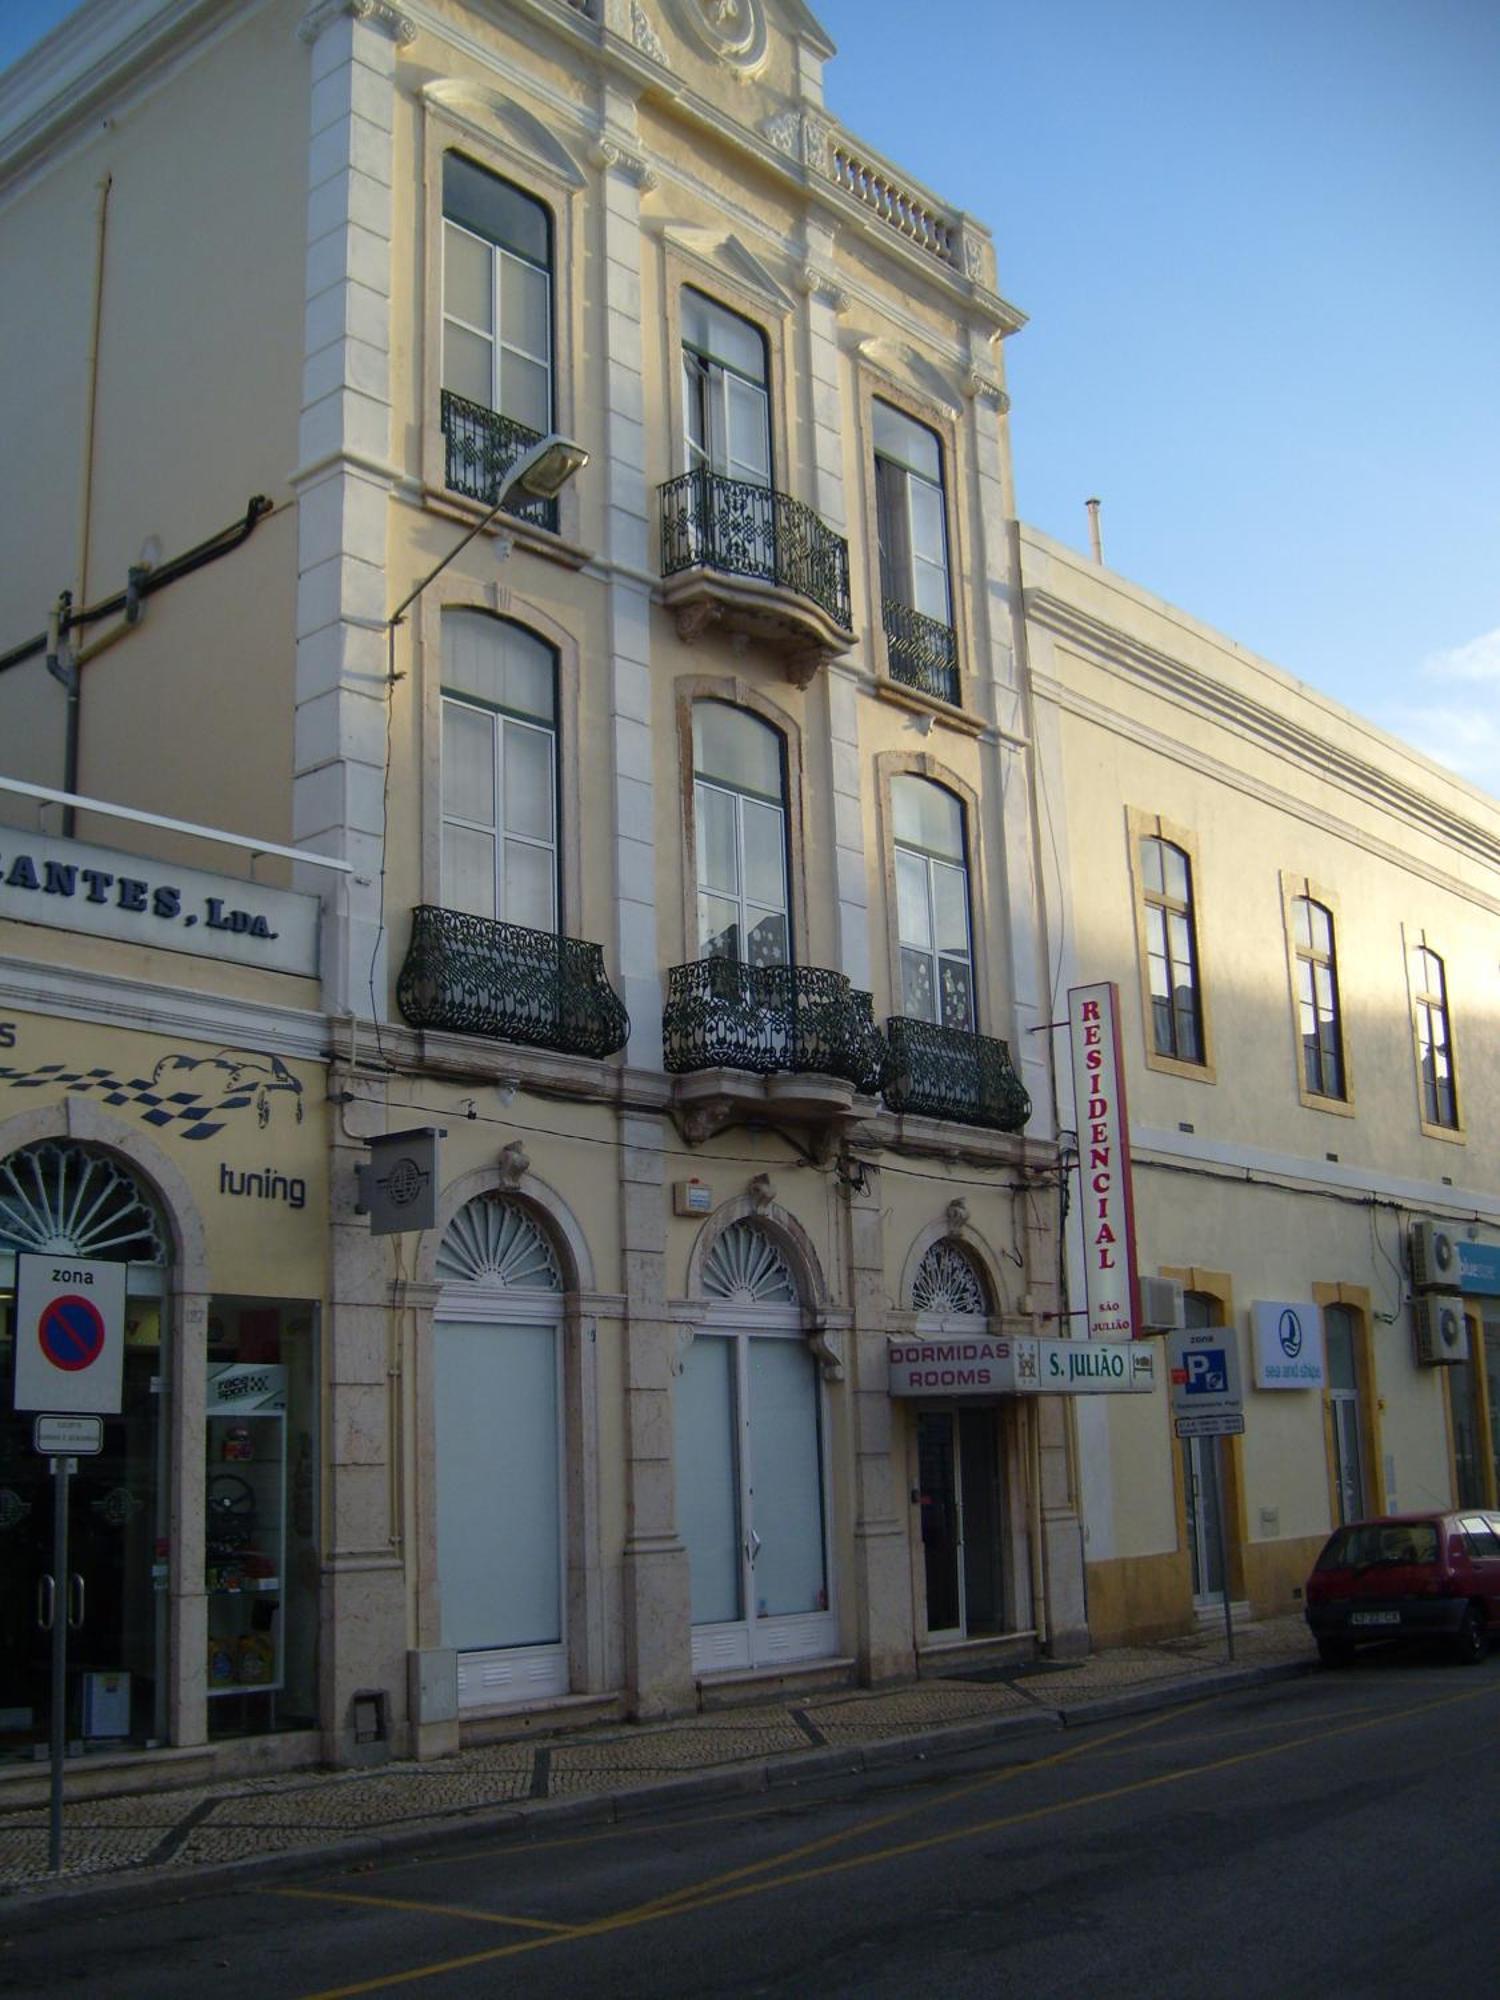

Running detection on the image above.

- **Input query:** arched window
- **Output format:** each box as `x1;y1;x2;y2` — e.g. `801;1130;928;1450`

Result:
1412;944;1457;1129
441;612;558;932
1139;834;1204;1063
681;287;771;486
433;1194;567;1704
692;702;789;966
873;400;956;703
892;776;974;1032
911;1238;989;1317
1291;895;1344;1099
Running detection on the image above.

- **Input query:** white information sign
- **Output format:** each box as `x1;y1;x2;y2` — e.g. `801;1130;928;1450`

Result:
34;1414;104;1456
1251;1300;1325;1389
1067;982;1140;1339
1168;1323;1245;1438
888;1336;1155;1398
12;1253;127;1416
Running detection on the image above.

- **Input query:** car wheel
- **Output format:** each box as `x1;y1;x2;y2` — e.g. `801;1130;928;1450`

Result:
1316;1636;1354;1668
1451;1606;1487;1666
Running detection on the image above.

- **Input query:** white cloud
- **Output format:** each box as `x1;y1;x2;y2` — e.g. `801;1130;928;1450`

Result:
1419;625;1500;686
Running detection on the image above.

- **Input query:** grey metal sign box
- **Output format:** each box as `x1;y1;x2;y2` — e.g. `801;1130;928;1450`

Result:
356;1128;445;1236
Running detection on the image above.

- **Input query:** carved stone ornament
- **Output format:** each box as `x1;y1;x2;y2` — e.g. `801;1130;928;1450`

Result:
965;371;1010;413
748;1171;776;1213
631;3;669;66
677;0;767;71
298;0;417;45
496;1139;531;1190
945;1197;970;1233
762;110;800;157
591;138;660;190
808;1315;844;1382
797;266;849;314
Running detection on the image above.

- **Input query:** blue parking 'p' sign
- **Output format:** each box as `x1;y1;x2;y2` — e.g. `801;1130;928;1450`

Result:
1185;1349;1229;1395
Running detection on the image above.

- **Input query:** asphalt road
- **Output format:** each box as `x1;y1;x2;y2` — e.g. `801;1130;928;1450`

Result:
4;1651;1498;1999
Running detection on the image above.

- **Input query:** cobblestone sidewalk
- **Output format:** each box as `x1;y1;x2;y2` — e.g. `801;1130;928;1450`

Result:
0;1617;1315;1903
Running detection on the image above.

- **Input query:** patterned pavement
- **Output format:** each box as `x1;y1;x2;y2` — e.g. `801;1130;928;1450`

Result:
0;1617;1316;1899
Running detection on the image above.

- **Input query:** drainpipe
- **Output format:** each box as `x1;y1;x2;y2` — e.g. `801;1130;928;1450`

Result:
64;171;112;837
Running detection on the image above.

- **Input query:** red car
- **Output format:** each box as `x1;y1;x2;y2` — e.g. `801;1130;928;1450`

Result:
1304;1510;1500;1666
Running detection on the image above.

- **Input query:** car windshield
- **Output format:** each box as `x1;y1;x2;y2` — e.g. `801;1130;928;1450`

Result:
1316;1521;1441;1569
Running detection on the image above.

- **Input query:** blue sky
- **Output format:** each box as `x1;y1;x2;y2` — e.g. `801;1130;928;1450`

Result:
6;1;1499;790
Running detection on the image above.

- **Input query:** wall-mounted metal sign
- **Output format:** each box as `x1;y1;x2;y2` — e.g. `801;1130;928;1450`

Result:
356;1128;445;1236
1066;982;1140;1339
888;1336;1155;1399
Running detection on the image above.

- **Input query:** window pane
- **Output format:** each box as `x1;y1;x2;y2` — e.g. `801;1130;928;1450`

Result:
443;153;550;268
1308;902;1333;954
699;895;741;961
892;776;963;858
444;222;493;332
939;956;974;1032
683;352;709;464
908;476;946;569
1140;837;1164;896
443;611;555;722
726;374;770;485
443;320;493;406
747;1338;825;1618
1292;896;1312;950
746;911;787;967
1168;910;1193;968
503;838;555;931
442;701;496;826
1162;844;1189;902
695;784;738;897
500;252;548;360
932;860;970;957
681;287;766;382
895;848;931;950
741;797;787;910
443;825;496;920
1174;992;1202;1062
872;399;941;482
676;1335;742;1627
693;703;782;799
503;722;554;841
902;945;936;1022
499;350;550;433
1325;1309;1357;1393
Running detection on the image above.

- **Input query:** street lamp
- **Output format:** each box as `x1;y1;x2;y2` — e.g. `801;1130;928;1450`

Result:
387;431;588;649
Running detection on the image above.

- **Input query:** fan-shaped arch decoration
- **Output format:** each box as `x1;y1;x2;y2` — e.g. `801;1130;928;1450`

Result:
912;1239;988;1317
703;1221;797;1304
0;1142;168;1264
437;1196;563;1290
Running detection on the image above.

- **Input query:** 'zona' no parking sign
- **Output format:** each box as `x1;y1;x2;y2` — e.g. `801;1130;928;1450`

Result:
13;1253;127;1416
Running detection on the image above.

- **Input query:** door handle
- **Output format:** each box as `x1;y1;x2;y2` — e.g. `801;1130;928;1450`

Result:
746;1529;762;1566
68;1574;85;1630
37;1575;55;1631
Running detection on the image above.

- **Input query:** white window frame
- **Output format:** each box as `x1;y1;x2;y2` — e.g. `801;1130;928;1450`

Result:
893;781;974;1032
441;692;559;931
441;186;553;431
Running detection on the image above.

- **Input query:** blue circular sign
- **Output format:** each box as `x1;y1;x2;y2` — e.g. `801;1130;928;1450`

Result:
38;1295;106;1373
1278;1308;1303;1359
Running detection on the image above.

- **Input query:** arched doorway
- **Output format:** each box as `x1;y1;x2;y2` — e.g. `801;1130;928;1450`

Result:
0;1142;171;1760
908;1238;1009;1642
676;1220;835;1674
433;1195;568;1707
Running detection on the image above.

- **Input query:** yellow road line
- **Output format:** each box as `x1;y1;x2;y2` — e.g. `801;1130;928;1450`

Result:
289;1677;1497;2000
275;1886;582;1934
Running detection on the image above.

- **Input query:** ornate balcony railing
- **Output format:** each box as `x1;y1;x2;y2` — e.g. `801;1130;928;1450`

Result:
660;470;852;632
440;391;559;534
664;960;885;1094
882;1016;1031;1132
882;598;960;706
397;906;629;1059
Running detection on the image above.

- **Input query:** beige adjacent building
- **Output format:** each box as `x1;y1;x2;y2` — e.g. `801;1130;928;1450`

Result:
0;0;1083;1791
1023;528;1500;1644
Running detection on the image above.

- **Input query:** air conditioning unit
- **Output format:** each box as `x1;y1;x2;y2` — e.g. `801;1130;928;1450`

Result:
1137;1276;1185;1332
1412;1294;1469;1367
1410;1218;1461;1291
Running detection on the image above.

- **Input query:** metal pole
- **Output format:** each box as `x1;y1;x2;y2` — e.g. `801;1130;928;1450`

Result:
1215;1435;1235;1664
49;1456;70;1874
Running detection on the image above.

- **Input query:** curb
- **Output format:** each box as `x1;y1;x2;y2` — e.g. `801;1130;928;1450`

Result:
0;1660;1314;1929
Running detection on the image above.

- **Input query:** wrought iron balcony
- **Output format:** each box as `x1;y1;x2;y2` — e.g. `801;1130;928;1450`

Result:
882;1016;1031;1132
664;959;885;1094
397;906;629;1059
882;598;960;706
659;471;853;675
440;391;559;534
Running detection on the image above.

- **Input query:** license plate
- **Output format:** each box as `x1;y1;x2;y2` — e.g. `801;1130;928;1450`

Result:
1349;1610;1401;1627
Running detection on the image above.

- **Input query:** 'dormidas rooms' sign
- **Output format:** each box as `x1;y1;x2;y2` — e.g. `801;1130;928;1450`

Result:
1067;982;1140;1339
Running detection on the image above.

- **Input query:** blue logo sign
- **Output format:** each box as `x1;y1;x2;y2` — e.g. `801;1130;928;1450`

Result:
1185;1349;1228;1394
1278;1309;1303;1359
